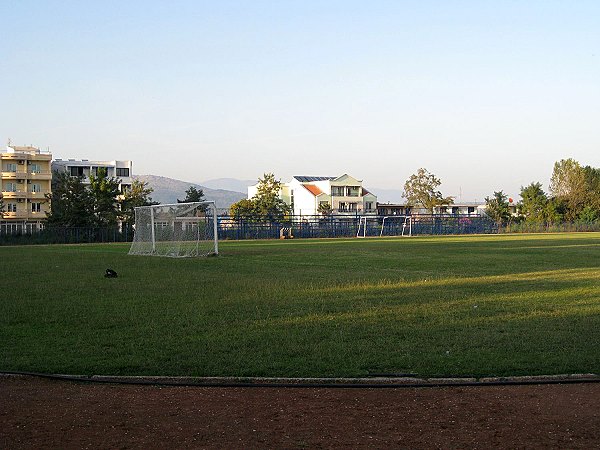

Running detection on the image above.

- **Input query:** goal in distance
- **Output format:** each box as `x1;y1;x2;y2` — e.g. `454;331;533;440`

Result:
356;215;412;238
128;201;219;257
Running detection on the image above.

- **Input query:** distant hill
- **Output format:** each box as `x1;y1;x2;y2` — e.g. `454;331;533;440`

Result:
135;175;246;209
200;177;256;193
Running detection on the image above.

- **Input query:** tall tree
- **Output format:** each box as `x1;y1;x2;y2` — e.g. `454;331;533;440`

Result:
484;190;511;225
402;168;453;213
549;159;587;220
120;179;156;227
582;165;600;216
178;186;205;203
251;173;290;221
46;171;95;227
89;167;121;227
518;182;548;223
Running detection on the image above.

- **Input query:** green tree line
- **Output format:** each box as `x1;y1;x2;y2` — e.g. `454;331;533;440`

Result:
46;169;156;228
486;158;600;225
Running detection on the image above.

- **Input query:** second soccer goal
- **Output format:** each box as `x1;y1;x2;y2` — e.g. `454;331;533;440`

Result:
128;201;218;257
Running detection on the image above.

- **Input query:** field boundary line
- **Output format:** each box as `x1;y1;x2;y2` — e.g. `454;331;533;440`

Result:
2;371;600;389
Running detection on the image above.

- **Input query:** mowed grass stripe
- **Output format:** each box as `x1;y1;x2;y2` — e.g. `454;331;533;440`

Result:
1;233;599;377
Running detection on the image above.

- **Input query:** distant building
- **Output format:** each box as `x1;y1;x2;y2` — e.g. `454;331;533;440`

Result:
1;144;52;229
51;159;133;193
376;201;517;216
248;174;378;216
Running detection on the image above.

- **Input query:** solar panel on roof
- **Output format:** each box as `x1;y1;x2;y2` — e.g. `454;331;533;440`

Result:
294;176;335;182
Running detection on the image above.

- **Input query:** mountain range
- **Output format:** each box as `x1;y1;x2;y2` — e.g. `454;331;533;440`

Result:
135;175;246;209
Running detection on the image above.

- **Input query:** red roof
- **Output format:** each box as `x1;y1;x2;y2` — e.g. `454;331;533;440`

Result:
303;184;323;196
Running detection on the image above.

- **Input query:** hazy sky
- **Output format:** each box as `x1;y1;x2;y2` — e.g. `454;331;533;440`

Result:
1;1;598;201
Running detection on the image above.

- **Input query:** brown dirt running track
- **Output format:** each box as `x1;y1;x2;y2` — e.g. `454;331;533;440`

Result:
1;375;600;449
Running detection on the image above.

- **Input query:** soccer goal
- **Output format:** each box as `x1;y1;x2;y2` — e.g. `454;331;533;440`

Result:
128;201;218;257
380;216;412;237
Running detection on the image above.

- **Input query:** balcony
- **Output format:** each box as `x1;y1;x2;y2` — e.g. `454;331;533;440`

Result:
1;170;28;179
2;211;29;220
1;190;27;199
28;170;52;180
28;191;48;199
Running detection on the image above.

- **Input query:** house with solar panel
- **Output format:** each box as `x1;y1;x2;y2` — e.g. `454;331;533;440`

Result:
248;174;378;216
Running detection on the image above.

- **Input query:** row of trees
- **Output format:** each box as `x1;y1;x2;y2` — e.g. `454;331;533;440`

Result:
45;169;206;228
485;159;600;225
47;169;156;228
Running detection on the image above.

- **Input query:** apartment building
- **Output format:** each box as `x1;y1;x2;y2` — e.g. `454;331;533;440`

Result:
1;144;52;225
51;159;133;193
248;174;378;216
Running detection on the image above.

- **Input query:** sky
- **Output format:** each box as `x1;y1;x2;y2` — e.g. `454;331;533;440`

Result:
1;1;599;202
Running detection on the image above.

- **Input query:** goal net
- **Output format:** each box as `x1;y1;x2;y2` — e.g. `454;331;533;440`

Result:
128;201;218;257
380;216;412;237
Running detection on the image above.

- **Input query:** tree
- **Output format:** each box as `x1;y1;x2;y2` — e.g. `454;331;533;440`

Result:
89;168;121;227
582;165;600;215
0;194;5;219
549;159;588;221
402;168;453;213
578;205;599;223
518;182;548;223
178;186;205;203
550;159;585;198
46;171;95;227
251;173;290;221
545;197;566;224
229;198;256;219
317;202;333;216
484;191;511;225
120;179;156;227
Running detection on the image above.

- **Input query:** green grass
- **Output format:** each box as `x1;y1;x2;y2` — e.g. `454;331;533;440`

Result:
1;233;600;378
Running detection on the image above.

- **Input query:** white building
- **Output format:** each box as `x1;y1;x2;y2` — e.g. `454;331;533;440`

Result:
248;174;378;216
52;159;133;192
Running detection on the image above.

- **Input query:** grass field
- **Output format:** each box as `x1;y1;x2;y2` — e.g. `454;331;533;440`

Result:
1;233;600;378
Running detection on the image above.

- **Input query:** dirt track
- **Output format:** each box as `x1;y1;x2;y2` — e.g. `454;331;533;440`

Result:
2;376;600;448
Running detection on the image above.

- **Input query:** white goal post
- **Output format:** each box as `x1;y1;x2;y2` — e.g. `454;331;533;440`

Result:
128;201;218;257
380;216;412;237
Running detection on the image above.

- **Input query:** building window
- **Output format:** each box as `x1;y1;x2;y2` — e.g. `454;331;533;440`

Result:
468;206;475;214
452;206;459;214
365;202;373;211
8;203;17;212
69;166;85;177
339;202;348;211
348;202;357;211
31;203;41;213
4;182;17;192
31;183;41;193
116;168;130;177
331;186;344;196
346;186;360;197
6;163;17;172
30;163;41;173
